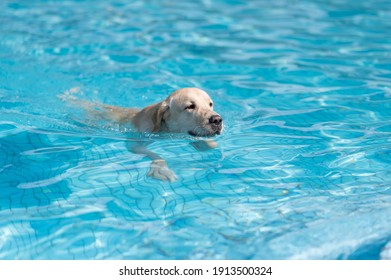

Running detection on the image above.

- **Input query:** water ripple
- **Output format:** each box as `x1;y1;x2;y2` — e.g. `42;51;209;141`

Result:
1;0;391;259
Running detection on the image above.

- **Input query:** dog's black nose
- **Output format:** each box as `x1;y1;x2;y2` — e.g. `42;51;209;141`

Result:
209;115;222;126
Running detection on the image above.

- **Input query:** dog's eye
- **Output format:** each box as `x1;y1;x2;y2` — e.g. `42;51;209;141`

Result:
209;102;213;107
185;104;196;110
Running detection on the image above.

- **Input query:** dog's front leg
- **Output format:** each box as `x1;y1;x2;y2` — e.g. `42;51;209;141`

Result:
126;140;177;182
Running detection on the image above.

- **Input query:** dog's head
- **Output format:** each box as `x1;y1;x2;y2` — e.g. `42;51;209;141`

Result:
145;88;223;137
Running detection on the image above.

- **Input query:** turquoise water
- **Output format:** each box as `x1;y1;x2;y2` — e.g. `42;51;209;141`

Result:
1;0;391;259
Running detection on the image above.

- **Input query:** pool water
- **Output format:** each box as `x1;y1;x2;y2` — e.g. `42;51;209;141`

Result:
1;0;391;260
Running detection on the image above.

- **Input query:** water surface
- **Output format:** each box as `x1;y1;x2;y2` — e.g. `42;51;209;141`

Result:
1;0;391;259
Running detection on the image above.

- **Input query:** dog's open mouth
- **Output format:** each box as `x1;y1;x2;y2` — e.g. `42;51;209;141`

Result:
188;128;221;137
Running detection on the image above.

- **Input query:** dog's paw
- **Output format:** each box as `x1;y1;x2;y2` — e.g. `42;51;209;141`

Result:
147;159;177;182
191;140;218;151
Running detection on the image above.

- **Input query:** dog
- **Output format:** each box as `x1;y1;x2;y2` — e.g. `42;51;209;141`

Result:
63;87;223;182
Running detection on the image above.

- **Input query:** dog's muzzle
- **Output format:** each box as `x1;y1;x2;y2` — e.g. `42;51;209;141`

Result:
209;114;223;134
188;115;223;137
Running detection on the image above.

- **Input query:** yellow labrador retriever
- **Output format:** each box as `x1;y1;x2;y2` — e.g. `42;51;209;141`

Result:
64;88;223;182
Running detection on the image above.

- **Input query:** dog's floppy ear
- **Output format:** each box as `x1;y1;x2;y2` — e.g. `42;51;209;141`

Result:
133;100;170;133
151;101;169;132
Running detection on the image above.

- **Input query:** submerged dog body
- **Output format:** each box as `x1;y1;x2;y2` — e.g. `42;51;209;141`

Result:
65;87;223;182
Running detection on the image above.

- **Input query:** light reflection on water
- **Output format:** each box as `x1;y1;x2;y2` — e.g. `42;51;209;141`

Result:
1;0;391;259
